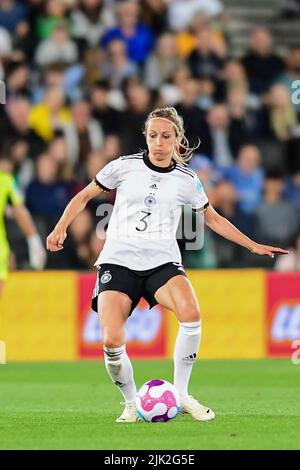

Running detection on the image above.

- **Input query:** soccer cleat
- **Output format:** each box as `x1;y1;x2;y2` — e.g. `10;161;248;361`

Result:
115;400;140;423
180;395;215;421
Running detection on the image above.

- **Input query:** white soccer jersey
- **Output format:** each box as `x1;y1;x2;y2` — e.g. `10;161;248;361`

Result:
94;151;209;270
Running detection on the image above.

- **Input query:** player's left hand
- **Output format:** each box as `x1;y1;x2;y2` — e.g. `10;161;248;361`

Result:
27;234;47;270
250;243;289;258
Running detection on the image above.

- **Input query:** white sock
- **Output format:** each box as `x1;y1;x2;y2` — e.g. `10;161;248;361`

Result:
103;345;137;403
173;320;202;397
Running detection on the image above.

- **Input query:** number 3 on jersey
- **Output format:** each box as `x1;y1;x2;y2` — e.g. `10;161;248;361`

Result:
136;211;151;232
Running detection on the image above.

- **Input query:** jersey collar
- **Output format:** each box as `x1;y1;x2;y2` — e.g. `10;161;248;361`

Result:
143;150;176;173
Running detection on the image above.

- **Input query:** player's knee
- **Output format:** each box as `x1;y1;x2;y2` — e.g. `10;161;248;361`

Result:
103;331;124;349
177;304;200;323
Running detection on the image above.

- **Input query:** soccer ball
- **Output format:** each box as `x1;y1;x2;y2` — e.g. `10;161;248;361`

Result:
135;379;181;422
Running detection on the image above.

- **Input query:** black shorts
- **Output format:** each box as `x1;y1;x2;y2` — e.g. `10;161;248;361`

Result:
91;262;187;315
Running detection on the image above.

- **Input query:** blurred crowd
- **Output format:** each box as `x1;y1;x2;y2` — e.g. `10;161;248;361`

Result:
1;0;300;271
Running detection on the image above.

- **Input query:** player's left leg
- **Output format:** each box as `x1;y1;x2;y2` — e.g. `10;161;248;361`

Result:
154;275;215;421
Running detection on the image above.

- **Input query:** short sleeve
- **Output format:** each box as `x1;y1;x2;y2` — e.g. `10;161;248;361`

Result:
190;174;209;212
7;176;23;206
94;158;121;192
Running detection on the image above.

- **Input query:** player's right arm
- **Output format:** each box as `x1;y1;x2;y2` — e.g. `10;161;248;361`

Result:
47;181;102;252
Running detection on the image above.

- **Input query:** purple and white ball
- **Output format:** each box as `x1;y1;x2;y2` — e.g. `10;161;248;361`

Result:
135;379;181;422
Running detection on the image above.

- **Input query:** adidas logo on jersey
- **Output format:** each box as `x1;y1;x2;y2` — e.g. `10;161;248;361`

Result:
149;183;158;190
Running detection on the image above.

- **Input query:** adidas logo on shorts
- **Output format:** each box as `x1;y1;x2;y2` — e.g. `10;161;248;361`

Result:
101;271;112;284
173;262;185;272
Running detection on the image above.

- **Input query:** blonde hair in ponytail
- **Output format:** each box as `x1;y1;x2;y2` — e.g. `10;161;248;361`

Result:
144;107;200;164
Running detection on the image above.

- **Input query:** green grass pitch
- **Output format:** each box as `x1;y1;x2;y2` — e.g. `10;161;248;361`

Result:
0;359;299;450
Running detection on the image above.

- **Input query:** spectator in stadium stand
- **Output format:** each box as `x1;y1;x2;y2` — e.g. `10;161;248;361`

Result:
120;82;152;154
242;27;285;95
144;32;184;91
284;170;300;214
34;22;79;68
286;135;300;174
101;0;155;66
175;10;227;60
102;134;122;163
254;170;299;250
167;0;224;32
35;0;70;40
101;39;139;88
4;138;34;191
29;86;71;142
11;18;37;64
204;104;247;167
32;64;67;104
174;77;208;149
187;25;227;79
90;80;122;136
5;61;31;101
0;0;28;34
140;0;169;36
25;152;72;239
48;132;74;182
196;74;216;111
4;98;46;160
64;100;104;170
226;87;263;145
70;0;116;48
207;180;254;267
274;232;300;271
276;46;300;119
264;83;298;142
158;63;192;106
223;144;264;216
33;63;85;104
222;60;249;95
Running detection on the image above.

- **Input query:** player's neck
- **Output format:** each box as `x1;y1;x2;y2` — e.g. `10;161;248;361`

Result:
148;152;174;169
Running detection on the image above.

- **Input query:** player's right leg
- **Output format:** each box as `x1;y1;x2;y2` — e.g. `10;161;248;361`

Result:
97;291;140;423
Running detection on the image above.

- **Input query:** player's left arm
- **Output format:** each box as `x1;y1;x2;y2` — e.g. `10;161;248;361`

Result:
11;203;46;270
204;203;289;258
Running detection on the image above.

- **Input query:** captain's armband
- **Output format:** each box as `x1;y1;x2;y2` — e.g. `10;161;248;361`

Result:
93;178;111;193
193;202;209;213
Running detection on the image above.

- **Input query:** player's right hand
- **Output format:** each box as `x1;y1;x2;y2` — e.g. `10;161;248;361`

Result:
46;227;67;252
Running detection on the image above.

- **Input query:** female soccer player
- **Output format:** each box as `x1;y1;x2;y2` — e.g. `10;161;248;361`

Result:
0;155;46;297
47;107;288;423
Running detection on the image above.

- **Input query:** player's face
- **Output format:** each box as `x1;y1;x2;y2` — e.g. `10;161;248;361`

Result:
146;119;178;163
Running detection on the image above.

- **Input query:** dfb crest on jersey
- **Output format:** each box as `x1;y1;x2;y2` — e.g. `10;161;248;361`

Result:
101;271;112;283
144;195;156;207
